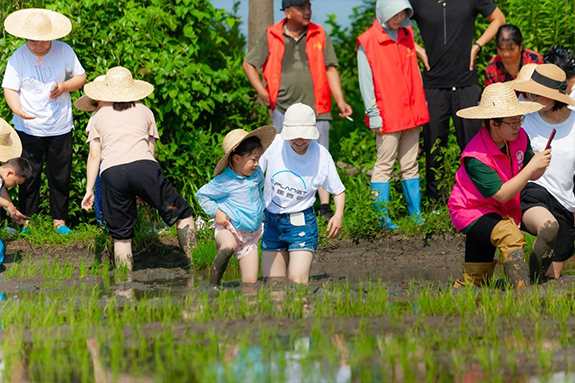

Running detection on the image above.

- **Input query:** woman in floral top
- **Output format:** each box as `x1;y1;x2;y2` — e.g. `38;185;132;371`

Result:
485;24;543;86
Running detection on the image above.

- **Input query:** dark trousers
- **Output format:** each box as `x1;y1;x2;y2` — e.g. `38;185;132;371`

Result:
423;85;482;201
465;213;502;263
17;130;73;220
101;160;195;240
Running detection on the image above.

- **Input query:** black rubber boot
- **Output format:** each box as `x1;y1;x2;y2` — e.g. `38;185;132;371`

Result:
210;248;235;287
529;220;558;283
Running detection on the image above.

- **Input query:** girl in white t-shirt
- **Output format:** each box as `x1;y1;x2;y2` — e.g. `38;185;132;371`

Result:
259;103;346;284
512;64;575;281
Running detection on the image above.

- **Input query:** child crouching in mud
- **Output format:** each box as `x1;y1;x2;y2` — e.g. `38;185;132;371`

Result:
196;125;276;286
448;83;551;289
0;119;31;263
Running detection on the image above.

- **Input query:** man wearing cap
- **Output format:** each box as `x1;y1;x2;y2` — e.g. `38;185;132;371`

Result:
2;8;86;234
242;0;352;219
409;0;506;202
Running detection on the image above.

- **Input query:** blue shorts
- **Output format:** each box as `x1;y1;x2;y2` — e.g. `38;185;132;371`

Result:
261;207;318;253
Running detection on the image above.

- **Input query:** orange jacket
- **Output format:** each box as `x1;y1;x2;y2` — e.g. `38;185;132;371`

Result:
357;21;429;133
263;19;331;115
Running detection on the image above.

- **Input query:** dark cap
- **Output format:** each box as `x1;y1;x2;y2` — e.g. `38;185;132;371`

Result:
281;0;310;11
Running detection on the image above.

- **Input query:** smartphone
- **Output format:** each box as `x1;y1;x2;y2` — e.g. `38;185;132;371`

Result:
545;128;557;150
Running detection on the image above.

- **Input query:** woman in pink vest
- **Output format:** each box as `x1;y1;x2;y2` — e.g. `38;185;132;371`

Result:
357;0;429;230
448;83;550;288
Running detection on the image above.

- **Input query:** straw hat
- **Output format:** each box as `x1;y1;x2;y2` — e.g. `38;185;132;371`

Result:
0;119;22;162
505;63;538;86
281;103;319;140
4;9;71;41
214;125;277;177
456;83;543;119
84;66;153;102
74;75;105;112
511;64;575;106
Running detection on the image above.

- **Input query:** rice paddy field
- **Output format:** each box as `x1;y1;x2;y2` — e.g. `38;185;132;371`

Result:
0;233;575;383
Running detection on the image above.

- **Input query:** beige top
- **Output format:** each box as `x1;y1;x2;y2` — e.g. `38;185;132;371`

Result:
87;103;160;173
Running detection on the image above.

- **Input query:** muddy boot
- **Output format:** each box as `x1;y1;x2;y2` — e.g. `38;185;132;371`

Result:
490;217;529;289
529;220;558;283
453;261;497;288
210;248;234;287
177;223;197;263
502;249;530;289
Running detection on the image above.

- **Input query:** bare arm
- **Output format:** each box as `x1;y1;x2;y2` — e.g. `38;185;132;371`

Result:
242;60;271;107
4;88;36;119
327;191;345;238
81;139;102;210
0;186;26;224
469;7;506;70
414;42;430;71
326;66;352;118
492;149;550;203
50;73;87;99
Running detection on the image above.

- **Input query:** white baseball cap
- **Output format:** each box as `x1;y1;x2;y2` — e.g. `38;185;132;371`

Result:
280;103;319;140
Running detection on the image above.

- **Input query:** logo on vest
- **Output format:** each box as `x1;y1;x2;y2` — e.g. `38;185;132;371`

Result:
515;150;524;168
314;43;323;50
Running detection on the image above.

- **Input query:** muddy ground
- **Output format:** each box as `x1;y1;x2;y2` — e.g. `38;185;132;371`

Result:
1;233;574;294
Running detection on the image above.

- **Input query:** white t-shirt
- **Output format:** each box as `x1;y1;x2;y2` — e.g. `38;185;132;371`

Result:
259;135;345;214
523;110;575;212
2;41;85;137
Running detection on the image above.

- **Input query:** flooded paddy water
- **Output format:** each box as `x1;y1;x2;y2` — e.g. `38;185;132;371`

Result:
0;235;574;382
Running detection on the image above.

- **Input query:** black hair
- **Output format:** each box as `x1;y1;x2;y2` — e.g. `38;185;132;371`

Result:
484;118;504;131
231;136;262;161
496;25;523;48
2;157;32;179
544;45;575;79
113;101;136;111
551;100;568;112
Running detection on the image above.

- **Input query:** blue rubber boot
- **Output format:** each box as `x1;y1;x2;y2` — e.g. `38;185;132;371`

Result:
371;182;398;230
402;178;423;225
0;239;5;265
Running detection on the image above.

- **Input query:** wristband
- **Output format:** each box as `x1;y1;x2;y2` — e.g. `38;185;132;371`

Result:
474;42;482;51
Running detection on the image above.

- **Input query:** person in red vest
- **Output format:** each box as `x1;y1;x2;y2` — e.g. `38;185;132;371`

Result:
357;0;430;230
242;0;352;220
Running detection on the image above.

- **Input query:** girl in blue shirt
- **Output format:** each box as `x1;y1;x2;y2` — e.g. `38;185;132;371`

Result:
196;125;276;286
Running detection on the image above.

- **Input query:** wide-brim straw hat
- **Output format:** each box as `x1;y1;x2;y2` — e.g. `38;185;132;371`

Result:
506;63;539;86
0;119;22;162
4;9;71;41
456;83;543;119
74;75;105;112
511;63;575;106
84;66;153;102
214;125;277;177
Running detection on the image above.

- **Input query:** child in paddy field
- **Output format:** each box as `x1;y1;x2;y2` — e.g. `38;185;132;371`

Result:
0;119;32;263
448;83;550;289
357;0;429;230
196;125;276;286
259;103;345;284
74;75;105;226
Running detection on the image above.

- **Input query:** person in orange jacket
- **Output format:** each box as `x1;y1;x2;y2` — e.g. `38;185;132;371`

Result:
357;0;430;229
242;0;352;220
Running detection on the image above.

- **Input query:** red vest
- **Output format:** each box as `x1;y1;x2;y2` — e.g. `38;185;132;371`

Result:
448;127;528;231
357;21;430;133
263;20;331;115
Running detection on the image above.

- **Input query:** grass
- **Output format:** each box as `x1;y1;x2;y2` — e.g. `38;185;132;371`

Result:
1;271;575;382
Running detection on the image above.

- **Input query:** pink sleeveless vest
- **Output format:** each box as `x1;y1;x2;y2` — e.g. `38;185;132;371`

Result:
448;126;528;231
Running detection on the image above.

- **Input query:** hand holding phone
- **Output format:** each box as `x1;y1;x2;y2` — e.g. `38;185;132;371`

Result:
545;129;557;150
